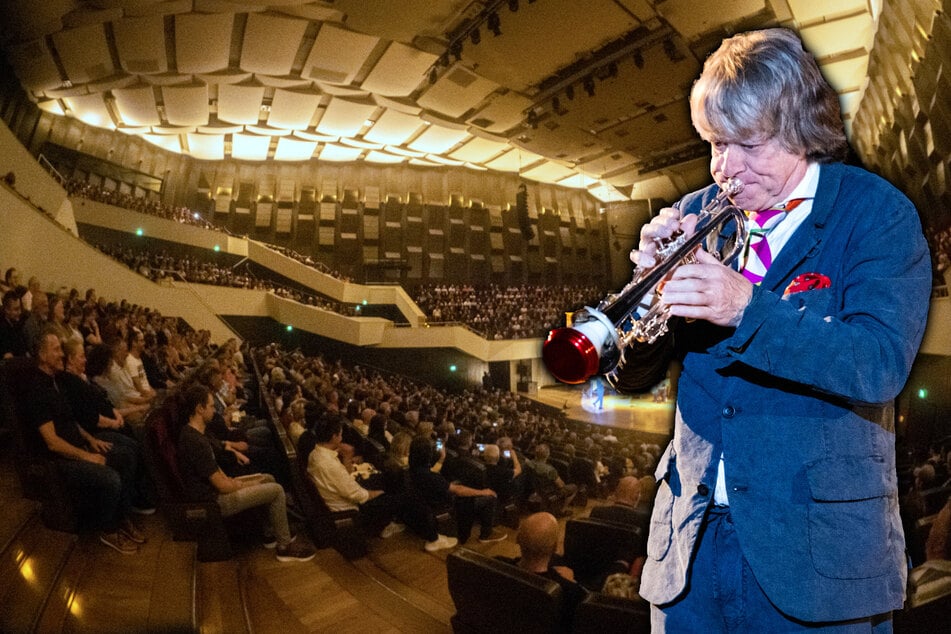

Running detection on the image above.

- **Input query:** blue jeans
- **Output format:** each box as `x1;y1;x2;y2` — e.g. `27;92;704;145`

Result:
56;459;123;532
652;507;893;633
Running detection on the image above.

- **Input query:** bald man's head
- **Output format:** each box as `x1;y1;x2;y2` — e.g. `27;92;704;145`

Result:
517;512;559;565
614;476;642;506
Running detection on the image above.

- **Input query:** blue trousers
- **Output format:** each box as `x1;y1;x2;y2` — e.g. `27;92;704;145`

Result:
652;507;893;633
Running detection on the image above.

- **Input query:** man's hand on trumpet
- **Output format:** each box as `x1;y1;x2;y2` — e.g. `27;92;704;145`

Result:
630;206;752;329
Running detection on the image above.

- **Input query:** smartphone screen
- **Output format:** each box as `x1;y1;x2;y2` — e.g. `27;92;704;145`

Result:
503;450;511;458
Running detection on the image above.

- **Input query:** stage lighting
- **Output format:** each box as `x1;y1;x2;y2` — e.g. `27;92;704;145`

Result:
508;0;519;11
429;68;438;84
565;84;575;100
470;28;481;45
633;50;644;69
450;40;463;60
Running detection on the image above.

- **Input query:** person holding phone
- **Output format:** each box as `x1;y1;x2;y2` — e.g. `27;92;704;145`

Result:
484;442;521;505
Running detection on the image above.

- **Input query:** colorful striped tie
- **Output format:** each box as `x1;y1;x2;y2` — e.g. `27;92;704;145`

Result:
741;198;807;284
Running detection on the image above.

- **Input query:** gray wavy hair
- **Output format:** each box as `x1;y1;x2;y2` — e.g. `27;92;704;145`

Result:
690;28;848;162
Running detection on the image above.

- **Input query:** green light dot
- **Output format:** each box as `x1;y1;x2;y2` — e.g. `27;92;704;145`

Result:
136;228;143;236
449;365;457;372
286;325;293;332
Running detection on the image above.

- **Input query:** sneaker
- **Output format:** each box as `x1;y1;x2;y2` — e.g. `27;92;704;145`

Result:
100;532;138;555
478;530;507;544
275;541;316;563
424;534;458;552
120;519;148;544
380;522;406;539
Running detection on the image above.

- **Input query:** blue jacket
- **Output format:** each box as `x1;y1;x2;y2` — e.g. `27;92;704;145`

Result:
636;162;932;622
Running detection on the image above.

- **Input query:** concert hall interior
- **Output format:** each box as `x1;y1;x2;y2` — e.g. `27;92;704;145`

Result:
0;0;950;632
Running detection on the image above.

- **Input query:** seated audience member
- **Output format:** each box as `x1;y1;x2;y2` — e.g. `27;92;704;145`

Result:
306;414;405;540
926;497;951;561
124;328;157;399
58;338;154;512
589;476;650;538
530;443;577;512
381;431;413;496
22;288;49;354
505;512;587;621
601;572;642;601
86;343;151;423
0;290;27;358
91;339;154;414
368;413;390;452
408;436;506;547
483;443;521;504
26;329;146;554
176;384;315;562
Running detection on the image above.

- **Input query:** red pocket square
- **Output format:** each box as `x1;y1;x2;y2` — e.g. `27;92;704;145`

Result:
784;273;831;296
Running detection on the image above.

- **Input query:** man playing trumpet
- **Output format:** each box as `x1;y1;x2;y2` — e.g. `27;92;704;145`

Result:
615;28;931;632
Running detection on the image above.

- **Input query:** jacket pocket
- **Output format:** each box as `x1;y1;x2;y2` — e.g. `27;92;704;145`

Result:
646;445;676;561
805;456;893;579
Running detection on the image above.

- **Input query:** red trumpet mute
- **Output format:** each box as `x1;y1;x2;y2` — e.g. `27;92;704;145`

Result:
542;327;600;385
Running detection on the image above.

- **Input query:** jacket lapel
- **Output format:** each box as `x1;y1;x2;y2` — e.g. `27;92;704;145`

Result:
761;163;841;292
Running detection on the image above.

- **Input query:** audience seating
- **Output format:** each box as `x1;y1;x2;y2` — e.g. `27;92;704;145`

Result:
447;547;568;634
362;436;386;470
142;403;233;562
0;357;77;533
571;592;651;634
563;518;642;590
294;430;367;560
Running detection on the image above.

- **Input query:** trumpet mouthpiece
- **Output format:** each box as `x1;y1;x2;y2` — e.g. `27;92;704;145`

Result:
724;179;744;196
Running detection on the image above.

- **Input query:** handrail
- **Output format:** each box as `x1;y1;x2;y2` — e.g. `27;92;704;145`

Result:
37;154;65;186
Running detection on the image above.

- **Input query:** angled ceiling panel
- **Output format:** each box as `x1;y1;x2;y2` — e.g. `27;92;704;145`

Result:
143;134;183;153
361;41;437;97
363;108;424;145
656;0;767;39
448;136;509;163
303;23;379;84
175;13;234;74
459;0;637;91
315;97;377;137
7;39;64;94
240;13;308;76
232;133;271;160
521;161;577;184
113;15;168;74
187;133;225;160
467;91;533;134
484;148;545;173
267;88;321;129
113;85;161;126
52;23;114;84
217;82;266;125
63;94;115;129
274;137;318;161
417;64;498;119
406;123;470;154
162;83;210;126
318;144;364;162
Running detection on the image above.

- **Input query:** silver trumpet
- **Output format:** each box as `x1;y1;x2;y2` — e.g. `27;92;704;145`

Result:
542;179;747;385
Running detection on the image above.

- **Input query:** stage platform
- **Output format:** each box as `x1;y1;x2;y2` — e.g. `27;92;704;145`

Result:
527;382;675;439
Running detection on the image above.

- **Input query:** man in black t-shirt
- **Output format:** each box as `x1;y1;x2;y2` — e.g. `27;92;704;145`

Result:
0;290;27;358
25;329;145;554
176;384;315;562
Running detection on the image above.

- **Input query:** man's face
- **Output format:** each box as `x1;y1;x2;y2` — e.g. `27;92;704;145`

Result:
3;298;21;322
708;136;808;211
38;335;64;373
132;332;145;353
66;346;86;375
32;293;48;319
201;395;216;422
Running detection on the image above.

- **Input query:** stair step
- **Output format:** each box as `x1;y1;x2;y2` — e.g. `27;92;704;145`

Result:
197;559;252;634
147;539;197;632
0;514;77;633
241;565;308;634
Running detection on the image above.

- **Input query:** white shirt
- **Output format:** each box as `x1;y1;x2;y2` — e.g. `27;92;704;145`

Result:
714;162;821;506
307;444;369;511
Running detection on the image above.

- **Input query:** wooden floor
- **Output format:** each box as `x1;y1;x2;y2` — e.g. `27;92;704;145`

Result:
0;444;583;634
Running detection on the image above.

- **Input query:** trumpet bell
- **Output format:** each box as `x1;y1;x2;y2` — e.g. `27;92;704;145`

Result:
542;308;619;384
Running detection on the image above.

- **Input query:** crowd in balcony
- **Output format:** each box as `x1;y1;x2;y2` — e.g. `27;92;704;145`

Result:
65;178;213;229
412;284;604;339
